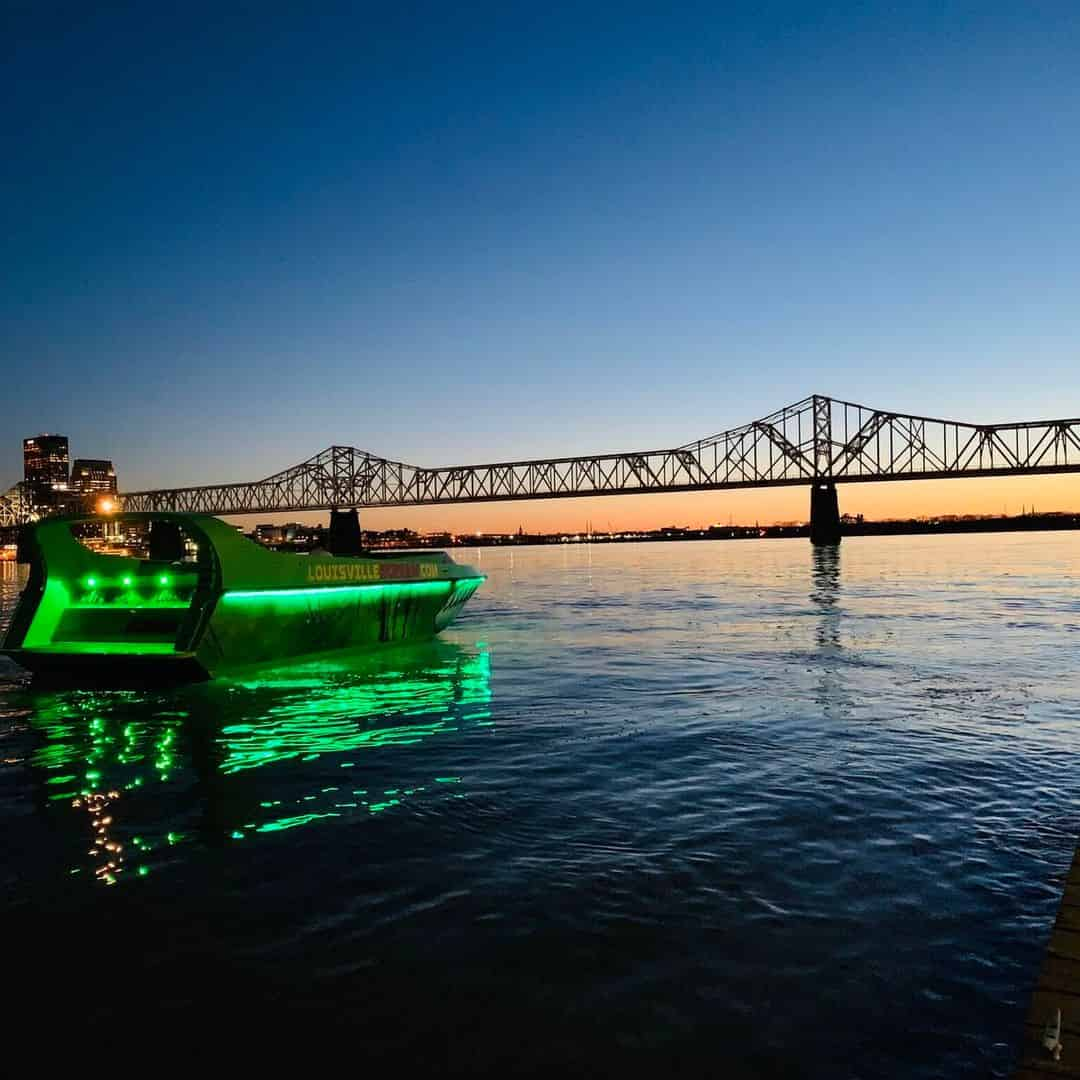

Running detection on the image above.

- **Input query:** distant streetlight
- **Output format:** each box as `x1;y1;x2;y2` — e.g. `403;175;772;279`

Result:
97;497;116;514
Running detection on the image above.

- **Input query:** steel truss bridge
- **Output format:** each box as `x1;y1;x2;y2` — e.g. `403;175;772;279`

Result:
4;395;1080;529
0;483;32;530
114;395;1080;518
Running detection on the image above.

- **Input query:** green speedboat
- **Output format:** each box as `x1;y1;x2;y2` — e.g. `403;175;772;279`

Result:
1;513;484;682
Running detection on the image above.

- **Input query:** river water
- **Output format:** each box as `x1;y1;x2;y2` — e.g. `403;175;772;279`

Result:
1;534;1078;1075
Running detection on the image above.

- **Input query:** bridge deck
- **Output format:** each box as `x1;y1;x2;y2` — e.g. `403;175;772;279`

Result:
1014;840;1080;1077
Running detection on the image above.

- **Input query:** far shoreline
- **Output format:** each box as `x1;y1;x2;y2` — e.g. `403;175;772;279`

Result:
360;512;1080;550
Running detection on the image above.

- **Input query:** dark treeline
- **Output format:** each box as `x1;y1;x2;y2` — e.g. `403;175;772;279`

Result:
359;512;1080;549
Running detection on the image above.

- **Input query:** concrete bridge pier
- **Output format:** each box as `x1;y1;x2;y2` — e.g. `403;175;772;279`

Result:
810;482;842;546
328;508;363;555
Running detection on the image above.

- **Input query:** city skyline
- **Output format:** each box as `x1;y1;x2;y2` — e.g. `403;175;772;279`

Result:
5;4;1080;529
15;431;117;515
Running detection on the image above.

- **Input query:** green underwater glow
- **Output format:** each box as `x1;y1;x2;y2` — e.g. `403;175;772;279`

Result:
220;648;492;773
25;643;492;886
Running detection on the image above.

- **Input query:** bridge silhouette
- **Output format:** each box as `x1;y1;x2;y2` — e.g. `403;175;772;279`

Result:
5;394;1080;543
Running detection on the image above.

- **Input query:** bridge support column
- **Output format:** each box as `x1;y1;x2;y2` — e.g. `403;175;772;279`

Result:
809;482;842;546
328;508;363;556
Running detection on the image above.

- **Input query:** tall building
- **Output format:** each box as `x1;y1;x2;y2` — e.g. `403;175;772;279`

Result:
71;458;117;497
23;434;69;507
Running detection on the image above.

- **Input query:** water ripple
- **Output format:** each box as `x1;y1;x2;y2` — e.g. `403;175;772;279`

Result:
1;535;1079;1075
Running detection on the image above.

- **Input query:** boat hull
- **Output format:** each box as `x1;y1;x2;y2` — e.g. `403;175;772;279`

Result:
7;647;207;686
195;578;483;671
1;513;484;682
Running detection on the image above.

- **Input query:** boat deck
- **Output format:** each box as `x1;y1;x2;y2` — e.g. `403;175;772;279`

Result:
1014;841;1080;1078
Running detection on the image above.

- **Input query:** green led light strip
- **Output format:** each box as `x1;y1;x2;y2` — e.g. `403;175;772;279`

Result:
26;642;180;655
220;578;483;601
69;603;191;610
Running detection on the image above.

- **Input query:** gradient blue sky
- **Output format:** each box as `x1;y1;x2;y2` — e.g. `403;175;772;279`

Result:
4;2;1080;526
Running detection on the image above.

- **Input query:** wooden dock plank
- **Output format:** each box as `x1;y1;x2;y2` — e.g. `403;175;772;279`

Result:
1027;993;1080;1034
1015;1067;1075;1080
1049;932;1080;964
1015;844;1080;1076
1058;907;1080;934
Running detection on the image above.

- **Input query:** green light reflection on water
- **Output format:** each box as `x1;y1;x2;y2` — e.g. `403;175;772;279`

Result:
24;642;492;887
218;647;491;775
256;811;340;833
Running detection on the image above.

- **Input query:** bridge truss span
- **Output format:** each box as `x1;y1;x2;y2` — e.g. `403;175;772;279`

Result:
0;484;33;529
819;398;1080;483
117;394;1080;517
